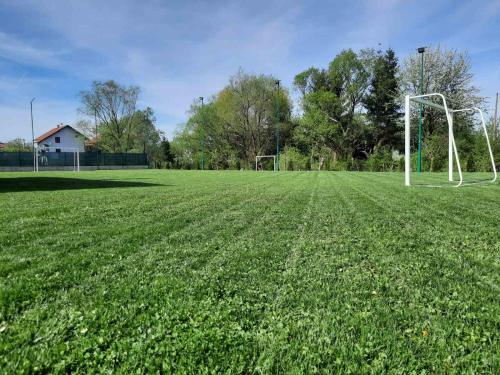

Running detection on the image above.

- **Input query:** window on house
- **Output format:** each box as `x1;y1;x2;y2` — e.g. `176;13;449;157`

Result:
55;136;61;143
56;148;61;153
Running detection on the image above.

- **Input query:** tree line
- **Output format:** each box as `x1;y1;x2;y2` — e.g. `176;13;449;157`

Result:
2;46;498;171
172;46;498;171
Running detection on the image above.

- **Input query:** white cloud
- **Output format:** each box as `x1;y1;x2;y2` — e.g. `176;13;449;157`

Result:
0;0;499;139
0;31;63;68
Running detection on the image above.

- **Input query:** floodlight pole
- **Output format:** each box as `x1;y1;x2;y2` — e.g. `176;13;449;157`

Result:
94;108;99;169
30;97;36;172
494;92;498;138
417;47;425;174
275;80;280;171
199;96;204;170
448;111;454;181
405;95;410;186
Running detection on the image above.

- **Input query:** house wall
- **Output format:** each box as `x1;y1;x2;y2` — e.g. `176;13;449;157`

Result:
39;127;85;152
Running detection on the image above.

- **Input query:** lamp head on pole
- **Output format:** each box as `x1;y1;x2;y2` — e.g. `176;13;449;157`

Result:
274;79;280;87
417;47;426;54
31;97;36;104
199;96;204;103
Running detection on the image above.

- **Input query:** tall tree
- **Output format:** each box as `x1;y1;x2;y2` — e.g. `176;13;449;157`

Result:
79;80;140;152
400;47;484;170
130;107;161;155
160;137;174;167
186;99;234;169
219;70;291;164
177;70;292;169
364;48;401;150
400;47;482;137
294;49;369;162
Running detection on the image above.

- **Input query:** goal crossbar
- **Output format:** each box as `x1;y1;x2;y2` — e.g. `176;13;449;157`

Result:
405;93;497;187
410;97;446;111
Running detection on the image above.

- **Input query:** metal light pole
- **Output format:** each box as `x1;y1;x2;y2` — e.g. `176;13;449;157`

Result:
275;80;280;171
494;92;498;138
94;108;99;169
417;47;426;174
30;97;36;172
199;96;204;170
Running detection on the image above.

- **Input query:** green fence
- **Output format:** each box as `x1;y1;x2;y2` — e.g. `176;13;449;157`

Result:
0;152;148;168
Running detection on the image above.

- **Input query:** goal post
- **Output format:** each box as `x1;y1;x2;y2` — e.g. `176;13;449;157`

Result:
405;93;497;187
35;145;81;172
255;155;276;171
405;93;461;186
453;107;497;184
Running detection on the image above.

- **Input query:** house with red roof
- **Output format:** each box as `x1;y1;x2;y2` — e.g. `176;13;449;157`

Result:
35;124;85;152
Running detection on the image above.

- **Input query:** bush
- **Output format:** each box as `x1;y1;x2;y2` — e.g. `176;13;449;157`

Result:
469;132;499;172
280;147;309;171
366;147;398;171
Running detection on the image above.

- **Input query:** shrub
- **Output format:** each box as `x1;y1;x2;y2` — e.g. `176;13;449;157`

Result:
366;147;398;171
280;147;309;171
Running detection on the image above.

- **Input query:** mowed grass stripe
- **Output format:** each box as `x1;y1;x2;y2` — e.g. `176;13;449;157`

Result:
345;173;499;277
346;172;498;248
0;171;498;373
0;173;282;318
1;172;312;371
335;173;499;371
254;172;409;372
254;172;498;372
1;172;293;329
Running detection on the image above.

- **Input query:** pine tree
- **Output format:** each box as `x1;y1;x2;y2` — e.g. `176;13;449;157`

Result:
161;137;174;167
364;48;401;150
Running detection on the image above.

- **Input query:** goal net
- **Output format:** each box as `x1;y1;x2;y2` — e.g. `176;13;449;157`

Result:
404;93;497;187
255;155;276;171
35;145;81;172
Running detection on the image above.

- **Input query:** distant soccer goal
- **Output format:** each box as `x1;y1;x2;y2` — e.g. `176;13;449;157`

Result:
35;145;80;172
404;93;497;187
255;155;276;171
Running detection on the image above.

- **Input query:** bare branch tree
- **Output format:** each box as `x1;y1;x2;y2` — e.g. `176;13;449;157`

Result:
79;80;140;152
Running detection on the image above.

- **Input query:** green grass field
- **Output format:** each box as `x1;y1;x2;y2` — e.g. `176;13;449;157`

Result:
1;170;499;373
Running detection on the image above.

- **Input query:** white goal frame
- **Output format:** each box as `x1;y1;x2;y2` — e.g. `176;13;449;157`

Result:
35;145;80;172
405;93;497;187
255;155;276;171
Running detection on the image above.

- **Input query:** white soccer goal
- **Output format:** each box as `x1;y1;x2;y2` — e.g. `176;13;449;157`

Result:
35;145;81;172
255;155;276;171
405;93;497;187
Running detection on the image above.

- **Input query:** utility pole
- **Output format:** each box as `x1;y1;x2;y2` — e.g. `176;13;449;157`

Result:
275;80;280;171
494;92;498;138
30;97;36;172
417;47;426;174
199;96;204;170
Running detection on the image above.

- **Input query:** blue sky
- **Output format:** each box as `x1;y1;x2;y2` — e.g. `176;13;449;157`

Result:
1;0;499;141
